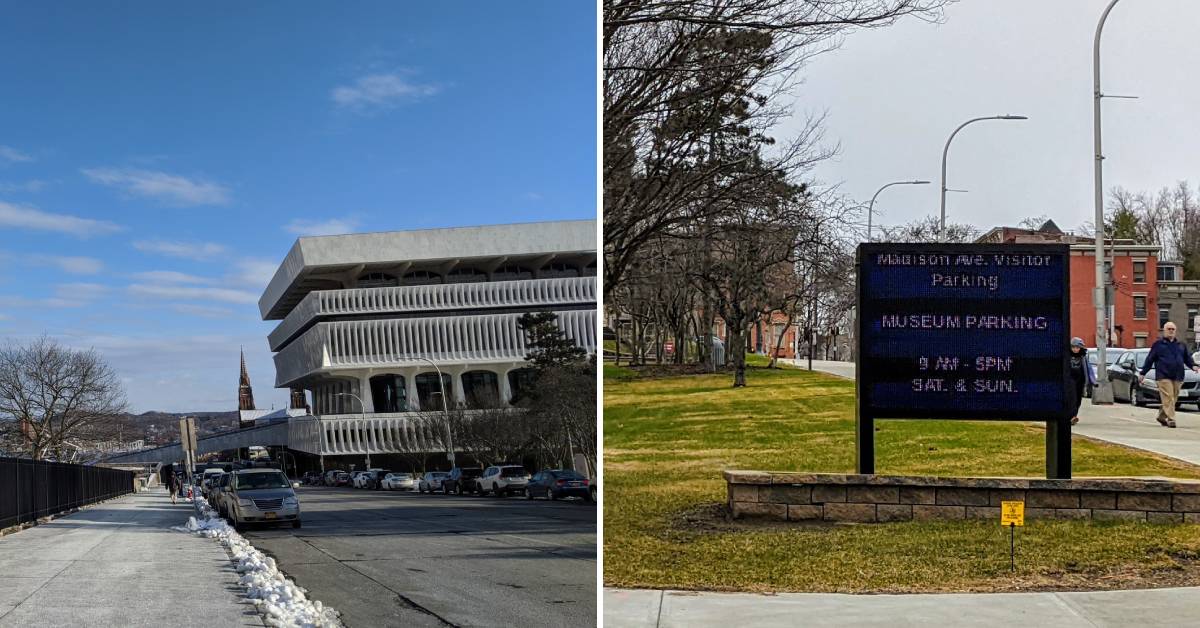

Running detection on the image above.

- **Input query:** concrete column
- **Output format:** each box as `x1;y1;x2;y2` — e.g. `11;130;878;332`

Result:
498;366;513;406
358;371;376;413
404;369;420;411
451;369;467;407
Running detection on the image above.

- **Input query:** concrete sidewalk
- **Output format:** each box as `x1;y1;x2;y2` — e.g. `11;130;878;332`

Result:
605;587;1200;627
0;489;262;627
786;359;1200;466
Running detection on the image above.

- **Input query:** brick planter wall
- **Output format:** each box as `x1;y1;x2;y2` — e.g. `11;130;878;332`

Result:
725;471;1200;524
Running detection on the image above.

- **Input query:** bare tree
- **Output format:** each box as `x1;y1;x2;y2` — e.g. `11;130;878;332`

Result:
0;336;127;460
878;214;978;243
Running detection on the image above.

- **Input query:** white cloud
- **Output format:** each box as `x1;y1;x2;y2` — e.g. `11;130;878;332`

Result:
32;255;104;275
130;270;213;284
128;283;258;304
0;201;123;237
0;146;32;164
54;282;109;301
283;217;361;237
82;167;231;206
331;72;439;112
230;258;278;290
133;239;227;260
0;180;47;193
171;303;234;318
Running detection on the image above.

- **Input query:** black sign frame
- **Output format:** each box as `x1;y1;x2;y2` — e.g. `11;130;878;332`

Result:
855;242;1073;479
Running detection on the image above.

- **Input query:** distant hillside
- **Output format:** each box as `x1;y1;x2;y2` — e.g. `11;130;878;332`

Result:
122;411;240;446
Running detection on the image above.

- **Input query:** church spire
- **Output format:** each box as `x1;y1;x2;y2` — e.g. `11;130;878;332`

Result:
238;347;256;411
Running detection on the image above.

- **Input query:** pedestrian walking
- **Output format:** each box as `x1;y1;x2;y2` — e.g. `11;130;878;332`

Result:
164;465;178;504
1069;337;1096;426
1138;321;1199;428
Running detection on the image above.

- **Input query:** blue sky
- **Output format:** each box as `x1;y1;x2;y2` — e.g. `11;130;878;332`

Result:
0;2;597;412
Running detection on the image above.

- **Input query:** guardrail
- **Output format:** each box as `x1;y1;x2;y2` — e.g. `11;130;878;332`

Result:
0;457;135;529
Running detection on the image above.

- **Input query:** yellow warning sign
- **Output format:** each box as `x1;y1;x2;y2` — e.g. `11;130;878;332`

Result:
1001;501;1024;526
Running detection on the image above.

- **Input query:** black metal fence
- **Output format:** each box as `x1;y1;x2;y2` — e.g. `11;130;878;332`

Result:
0;457;134;529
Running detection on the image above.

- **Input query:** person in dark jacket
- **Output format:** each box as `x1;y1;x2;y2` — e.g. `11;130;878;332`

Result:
1069;337;1097;426
163;464;178;504
1138;321;1199;428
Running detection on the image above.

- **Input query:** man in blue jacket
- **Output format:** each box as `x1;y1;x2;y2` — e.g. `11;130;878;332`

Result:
1139;321;1200;428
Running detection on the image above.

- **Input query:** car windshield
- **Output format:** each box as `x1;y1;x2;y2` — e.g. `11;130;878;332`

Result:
234;472;290;490
394;473;411;479
501;468;527;477
1135;352;1148;368
462;468;482;478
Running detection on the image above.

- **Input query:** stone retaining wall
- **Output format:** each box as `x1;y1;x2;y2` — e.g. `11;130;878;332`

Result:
725;471;1200;524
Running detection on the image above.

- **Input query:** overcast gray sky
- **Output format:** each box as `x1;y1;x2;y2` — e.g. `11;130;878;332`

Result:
784;0;1200;235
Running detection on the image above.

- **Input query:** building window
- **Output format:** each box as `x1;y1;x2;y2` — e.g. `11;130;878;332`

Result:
1159;265;1177;281
1189;305;1199;333
461;370;500;408
1133;296;1147;320
507;368;537;405
358;272;398;289
415;372;453;409
369;375;407;413
539;262;580;279
1134;334;1148;349
446;267;487;284
493;264;533;282
1133;261;1146;283
1160;308;1171;329
402;270;442;286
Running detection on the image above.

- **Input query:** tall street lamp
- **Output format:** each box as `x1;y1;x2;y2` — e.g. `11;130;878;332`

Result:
939;115;1028;241
867;180;930;241
1090;0;1127;405
413;357;455;466
335;392;370;469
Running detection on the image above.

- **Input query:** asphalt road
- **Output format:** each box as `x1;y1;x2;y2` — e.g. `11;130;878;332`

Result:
242;486;596;628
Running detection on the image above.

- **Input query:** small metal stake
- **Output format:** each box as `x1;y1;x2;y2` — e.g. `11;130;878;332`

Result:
1010;523;1015;572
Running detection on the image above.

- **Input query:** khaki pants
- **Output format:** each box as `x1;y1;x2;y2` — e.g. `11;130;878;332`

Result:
1157;379;1183;421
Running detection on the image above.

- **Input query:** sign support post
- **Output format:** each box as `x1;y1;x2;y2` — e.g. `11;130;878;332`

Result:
1045;417;1072;479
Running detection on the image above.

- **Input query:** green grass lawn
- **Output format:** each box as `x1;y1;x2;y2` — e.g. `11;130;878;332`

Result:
604;357;1200;592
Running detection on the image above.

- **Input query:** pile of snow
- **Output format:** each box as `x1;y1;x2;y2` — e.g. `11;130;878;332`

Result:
177;495;341;628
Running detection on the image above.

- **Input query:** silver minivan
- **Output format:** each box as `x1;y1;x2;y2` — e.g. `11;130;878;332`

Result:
225;469;302;530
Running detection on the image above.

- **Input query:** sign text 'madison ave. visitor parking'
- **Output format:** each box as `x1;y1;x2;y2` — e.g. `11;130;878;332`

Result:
856;243;1073;479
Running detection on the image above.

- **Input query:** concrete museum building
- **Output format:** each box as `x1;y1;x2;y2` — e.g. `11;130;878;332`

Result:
260;220;597;460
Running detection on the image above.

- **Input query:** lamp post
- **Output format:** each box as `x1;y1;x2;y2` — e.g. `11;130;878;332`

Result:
335;392;370;469
413;357;455;466
939;115;1028;241
867;180;930;241
1090;0;1125;405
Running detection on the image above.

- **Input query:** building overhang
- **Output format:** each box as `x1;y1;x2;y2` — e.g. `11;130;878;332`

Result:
259;220;597;320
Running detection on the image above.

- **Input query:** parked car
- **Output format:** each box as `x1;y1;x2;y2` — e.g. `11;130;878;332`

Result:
334;471;352;486
525;469;592;501
200;468;225;497
301;471;322;485
365;469;392;490
1108;348;1200;407
223;469;301;530
1085;347;1128;397
442;467;483;495
210;472;232;514
381;473;416;491
418;472;448;493
475;465;530;497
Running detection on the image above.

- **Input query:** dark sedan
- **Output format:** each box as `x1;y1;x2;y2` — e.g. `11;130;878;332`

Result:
1108;348;1200;407
525;469;592;502
442;467;482;495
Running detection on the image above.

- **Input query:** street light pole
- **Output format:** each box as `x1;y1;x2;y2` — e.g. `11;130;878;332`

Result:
413;357;455;466
867;180;930;241
1090;0;1122;405
335;392;370;469
939;115;1028;241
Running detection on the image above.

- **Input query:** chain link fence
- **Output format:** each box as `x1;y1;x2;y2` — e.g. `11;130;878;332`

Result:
0;457;134;529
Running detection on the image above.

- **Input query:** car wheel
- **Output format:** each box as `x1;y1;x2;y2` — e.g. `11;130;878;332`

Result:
585;490;594;504
494;483;503;498
1134;389;1146;407
292;519;302;529
456;484;463;496
549;489;558;501
525;488;532;500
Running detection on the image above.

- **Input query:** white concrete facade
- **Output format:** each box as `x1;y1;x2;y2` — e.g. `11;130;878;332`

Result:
260;220;597;456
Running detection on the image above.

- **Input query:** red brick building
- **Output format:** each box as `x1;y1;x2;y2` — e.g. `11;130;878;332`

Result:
978;223;1161;349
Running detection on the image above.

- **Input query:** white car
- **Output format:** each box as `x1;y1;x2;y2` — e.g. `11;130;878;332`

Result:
381;473;416;491
476;465;530;497
351;471;369;488
418;472;448;493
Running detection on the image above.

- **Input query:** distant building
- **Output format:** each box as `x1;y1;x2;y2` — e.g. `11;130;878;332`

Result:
259;220;596;456
978;221;1161;348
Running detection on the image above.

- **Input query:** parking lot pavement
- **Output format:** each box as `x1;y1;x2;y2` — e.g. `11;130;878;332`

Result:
242;486;596;628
